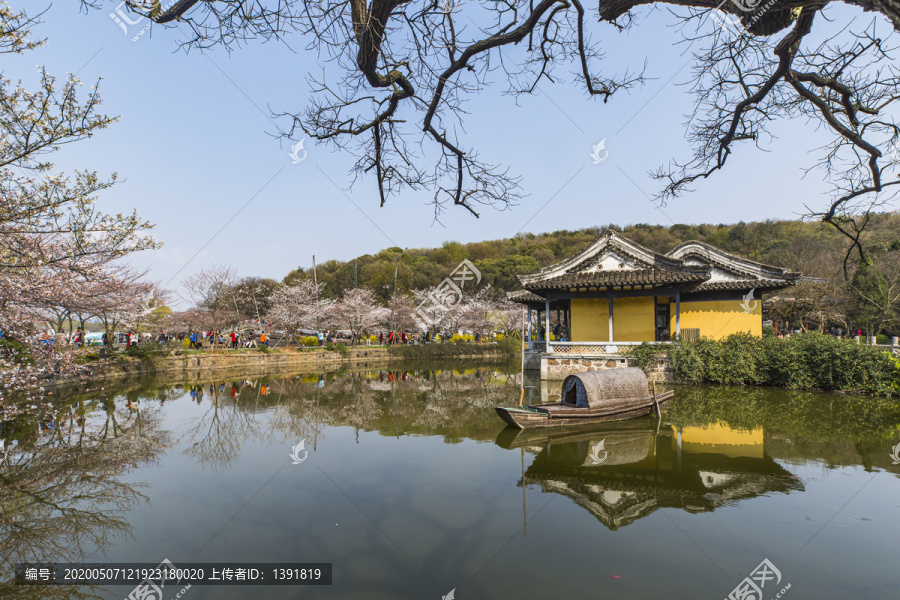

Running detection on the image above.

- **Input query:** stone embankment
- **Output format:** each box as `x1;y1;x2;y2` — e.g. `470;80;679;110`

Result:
537;354;671;381
84;346;507;382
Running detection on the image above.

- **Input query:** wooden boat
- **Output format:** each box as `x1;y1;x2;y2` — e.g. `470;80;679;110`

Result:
496;367;673;429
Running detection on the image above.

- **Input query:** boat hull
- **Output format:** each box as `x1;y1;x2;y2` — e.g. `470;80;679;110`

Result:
496;391;673;429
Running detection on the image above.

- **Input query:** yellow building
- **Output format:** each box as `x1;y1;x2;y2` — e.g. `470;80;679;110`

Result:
510;230;800;352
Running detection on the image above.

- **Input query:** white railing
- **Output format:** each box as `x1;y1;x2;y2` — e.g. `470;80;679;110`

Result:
526;340;672;354
546;341;669;355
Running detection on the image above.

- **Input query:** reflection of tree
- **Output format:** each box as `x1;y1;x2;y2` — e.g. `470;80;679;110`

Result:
0;398;169;599
267;377;329;449
339;373;382;438
182;383;261;469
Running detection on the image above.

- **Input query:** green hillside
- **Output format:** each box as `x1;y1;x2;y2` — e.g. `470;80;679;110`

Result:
283;213;900;301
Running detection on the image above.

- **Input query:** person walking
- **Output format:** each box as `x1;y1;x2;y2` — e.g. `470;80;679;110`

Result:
260;330;268;347
189;332;197;349
379;332;384;345
230;331;238;348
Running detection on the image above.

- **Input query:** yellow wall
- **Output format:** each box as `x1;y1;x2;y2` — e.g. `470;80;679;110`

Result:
671;299;761;340
612;297;655;342
570;296;762;342
570;298;609;342
680;424;764;458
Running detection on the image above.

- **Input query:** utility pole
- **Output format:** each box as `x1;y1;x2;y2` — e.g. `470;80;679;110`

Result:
390;263;398;334
313;255;319;330
354;260;358;289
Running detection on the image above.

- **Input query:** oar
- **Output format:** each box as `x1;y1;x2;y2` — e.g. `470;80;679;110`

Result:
521;447;527;536
518;332;525;406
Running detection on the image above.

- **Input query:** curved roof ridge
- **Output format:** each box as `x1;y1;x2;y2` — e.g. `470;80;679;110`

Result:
666;240;800;279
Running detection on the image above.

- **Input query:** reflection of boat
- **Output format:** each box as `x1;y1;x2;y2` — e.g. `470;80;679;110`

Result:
496;420;803;530
495;368;673;429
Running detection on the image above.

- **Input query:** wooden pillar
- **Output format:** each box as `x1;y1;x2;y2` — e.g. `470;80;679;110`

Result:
526;306;532;344
675;290;681;340
544;296;550;343
608;291;614;343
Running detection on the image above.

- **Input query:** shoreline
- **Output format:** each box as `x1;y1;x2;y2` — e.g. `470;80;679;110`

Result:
79;345;510;385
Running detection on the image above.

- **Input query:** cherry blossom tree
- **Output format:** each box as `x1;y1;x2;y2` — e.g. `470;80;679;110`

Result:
329;288;385;344
459;295;495;338
0;6;159;400
267;280;330;344
386;293;419;336
181;265;239;348
489;298;525;338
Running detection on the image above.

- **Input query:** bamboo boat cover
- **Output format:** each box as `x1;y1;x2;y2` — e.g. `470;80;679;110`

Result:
560;368;650;410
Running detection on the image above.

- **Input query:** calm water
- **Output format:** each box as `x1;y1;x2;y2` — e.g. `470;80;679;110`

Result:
3;362;900;599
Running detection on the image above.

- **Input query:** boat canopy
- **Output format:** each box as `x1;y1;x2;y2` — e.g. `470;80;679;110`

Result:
560;368;651;410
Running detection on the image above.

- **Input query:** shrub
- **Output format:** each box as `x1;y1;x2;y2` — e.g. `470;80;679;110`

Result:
876;334;889;345
626;342;669;373
671;332;897;395
497;333;522;356
762;326;775;338
124;343;164;359
300;336;319;347
326;342;349;356
0;338;32;366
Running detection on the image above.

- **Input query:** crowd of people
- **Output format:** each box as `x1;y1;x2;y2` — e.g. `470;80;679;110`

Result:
44;324;504;353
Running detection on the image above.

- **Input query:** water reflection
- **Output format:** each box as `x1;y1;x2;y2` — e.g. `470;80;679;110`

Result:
1;364;898;599
0;392;172;599
497;419;804;530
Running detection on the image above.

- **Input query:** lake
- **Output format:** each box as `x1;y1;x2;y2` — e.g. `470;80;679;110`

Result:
3;361;900;599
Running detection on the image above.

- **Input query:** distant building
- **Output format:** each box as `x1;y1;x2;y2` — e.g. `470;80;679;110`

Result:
509;231;800;371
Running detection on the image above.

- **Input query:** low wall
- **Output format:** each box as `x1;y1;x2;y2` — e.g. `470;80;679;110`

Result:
83;346;507;383
537;353;672;381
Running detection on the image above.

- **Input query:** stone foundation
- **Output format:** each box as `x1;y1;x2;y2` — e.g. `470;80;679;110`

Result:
539;353;672;381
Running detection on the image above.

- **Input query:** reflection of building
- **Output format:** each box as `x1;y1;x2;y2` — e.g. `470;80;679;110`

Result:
498;420;802;531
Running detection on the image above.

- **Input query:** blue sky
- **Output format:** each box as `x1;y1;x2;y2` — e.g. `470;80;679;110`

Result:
6;2;861;292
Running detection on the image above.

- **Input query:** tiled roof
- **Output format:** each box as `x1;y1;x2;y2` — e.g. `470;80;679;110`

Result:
523;269;708;291
507;290;545;303
692;279;800;292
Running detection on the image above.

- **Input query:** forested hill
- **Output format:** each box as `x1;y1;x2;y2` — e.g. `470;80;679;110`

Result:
283;213;900;300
